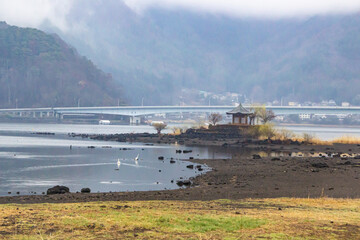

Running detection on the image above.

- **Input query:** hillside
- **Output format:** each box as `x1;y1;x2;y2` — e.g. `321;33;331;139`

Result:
42;0;360;105
0;21;123;108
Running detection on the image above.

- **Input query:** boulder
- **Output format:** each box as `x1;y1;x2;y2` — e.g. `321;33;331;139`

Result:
81;188;91;193
252;154;261;159
176;180;191;187
186;164;194;169
47;185;69;195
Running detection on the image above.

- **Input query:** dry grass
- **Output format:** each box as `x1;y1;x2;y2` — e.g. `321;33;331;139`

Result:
331;135;360;144
274;127;360;145
1;198;360;239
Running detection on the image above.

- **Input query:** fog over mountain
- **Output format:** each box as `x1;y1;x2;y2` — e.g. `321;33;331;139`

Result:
2;0;360;105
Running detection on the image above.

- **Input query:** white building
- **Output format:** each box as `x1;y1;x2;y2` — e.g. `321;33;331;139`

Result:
299;113;311;120
342;102;350;107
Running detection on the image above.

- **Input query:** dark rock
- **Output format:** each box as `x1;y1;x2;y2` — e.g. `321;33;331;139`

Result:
252;154;261;159
186;164;194;169
87;146;95;149
47;185;70;195
311;163;329;168
271;157;281;161
183;180;191;186
170;160;176;164
176;150;182;153
189;157;194;160
176;181;184;187
177;180;191;187
81;188;91;193
354;155;360;159
183;150;192;153
158;156;164;160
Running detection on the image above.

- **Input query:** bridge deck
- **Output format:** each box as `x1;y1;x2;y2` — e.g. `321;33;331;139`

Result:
0;105;359;116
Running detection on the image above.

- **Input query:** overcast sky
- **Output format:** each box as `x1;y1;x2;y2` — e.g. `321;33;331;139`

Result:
124;0;360;18
0;0;360;31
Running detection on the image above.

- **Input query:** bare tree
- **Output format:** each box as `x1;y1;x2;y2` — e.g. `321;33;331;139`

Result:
208;113;223;125
152;122;167;134
253;106;276;124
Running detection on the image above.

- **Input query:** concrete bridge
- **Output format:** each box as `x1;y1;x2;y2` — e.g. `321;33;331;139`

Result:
0;105;359;123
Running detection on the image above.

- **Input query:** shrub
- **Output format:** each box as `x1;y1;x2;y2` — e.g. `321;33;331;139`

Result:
259;123;276;140
276;129;295;140
153;123;167;134
302;133;314;143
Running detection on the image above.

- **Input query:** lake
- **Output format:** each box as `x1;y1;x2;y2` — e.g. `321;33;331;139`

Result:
0;123;359;196
0;124;232;196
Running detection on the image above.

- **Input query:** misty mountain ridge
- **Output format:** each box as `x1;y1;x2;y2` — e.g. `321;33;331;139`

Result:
39;1;360;106
3;0;360;106
0;21;123;108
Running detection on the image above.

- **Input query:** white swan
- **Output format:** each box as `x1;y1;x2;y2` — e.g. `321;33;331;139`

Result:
115;158;121;170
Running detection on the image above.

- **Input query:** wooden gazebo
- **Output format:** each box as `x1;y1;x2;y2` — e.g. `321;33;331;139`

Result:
226;104;255;125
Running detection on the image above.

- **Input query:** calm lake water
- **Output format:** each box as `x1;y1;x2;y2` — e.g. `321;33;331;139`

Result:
0;123;359;196
0;123;231;196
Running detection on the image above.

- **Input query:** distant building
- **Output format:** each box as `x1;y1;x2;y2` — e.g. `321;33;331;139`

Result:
342;102;350;107
288;102;299;106
328;100;337;106
299;113;311;120
275;115;284;121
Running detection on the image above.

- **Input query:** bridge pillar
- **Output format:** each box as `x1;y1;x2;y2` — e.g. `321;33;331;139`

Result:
130;116;141;125
55;113;63;119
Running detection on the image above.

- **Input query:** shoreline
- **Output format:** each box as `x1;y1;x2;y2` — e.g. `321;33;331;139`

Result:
1;133;360;204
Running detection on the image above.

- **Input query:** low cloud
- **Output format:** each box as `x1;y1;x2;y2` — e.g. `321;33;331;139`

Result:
124;0;360;18
0;0;73;31
1;0;359;32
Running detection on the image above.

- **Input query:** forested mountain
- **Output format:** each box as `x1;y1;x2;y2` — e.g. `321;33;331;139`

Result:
0;21;123;108
40;0;360;105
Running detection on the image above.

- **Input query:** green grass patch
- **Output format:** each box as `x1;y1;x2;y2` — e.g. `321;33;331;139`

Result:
1;199;360;239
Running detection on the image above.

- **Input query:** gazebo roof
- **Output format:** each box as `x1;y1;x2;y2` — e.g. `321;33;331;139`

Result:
226;103;253;115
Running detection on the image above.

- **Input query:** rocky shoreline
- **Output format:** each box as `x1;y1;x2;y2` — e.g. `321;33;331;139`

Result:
1;131;360;204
